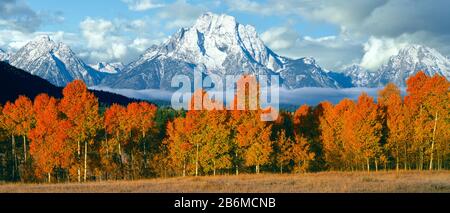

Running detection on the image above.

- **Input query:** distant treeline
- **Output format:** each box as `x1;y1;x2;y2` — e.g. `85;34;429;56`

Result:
0;71;448;183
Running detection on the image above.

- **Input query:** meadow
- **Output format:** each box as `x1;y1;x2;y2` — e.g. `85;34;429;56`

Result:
0;171;448;193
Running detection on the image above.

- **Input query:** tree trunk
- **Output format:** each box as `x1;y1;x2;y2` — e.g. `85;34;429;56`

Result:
396;144;399;172
280;164;283;174
84;141;87;182
77;140;81;183
256;165;260;174
143;131;147;169
182;160;186;177
23;135;27;162
118;143;123;179
11;134;16;180
419;149;423;170
48;172;51;183
366;158;370;173
429;112;438;171
213;160;216;176
195;143;199;177
404;145;408;170
235;152;239;175
375;158;378;172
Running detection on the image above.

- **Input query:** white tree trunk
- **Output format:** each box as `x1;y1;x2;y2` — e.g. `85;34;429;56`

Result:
429;112;438;170
84;141;87;182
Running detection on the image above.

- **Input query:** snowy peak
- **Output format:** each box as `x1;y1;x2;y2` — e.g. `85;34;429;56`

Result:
108;12;343;90
9;35;100;87
374;44;450;87
131;12;283;72
339;44;450;88
342;64;375;87
90;62;124;74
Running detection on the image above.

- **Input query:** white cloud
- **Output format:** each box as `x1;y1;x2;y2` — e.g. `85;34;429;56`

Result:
227;0;450;68
78;17;167;63
130;38;152;52
260;26;363;70
157;0;205;29
0;29;77;51
360;36;408;70
122;0;164;11
279;87;386;106
261;27;300;50
80;17;115;49
0;0;42;32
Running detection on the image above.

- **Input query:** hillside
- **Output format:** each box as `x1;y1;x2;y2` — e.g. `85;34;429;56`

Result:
0;61;140;105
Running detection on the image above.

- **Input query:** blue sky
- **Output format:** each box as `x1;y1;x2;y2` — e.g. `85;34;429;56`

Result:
1;0;450;70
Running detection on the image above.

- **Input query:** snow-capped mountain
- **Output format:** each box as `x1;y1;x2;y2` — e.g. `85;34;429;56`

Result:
342;64;376;87
8;35;101;87
0;49;10;62
90;62;124;74
279;57;342;88
102;12;341;90
341;45;450;88
371;44;450;87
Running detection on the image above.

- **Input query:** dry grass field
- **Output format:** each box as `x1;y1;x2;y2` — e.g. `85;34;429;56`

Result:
0;171;449;193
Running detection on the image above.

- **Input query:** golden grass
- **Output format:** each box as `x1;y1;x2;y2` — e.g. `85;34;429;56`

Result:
0;171;449;193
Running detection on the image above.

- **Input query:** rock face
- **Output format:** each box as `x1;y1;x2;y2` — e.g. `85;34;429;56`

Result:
102;12;341;90
8;35;101;87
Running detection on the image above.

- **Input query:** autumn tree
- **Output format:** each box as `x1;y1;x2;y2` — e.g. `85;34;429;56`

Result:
165;115;194;176
123;102;157;179
352;93;384;172
293;105;319;171
29;95;72;182
405;71;450;170
378;83;411;171
103;104;127;179
60;80;101;182
1;96;34;180
234;110;273;174
319;100;355;170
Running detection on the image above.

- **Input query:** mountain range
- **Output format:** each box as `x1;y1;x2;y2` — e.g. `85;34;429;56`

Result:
344;45;450;87
8;35;102;87
1;12;449;92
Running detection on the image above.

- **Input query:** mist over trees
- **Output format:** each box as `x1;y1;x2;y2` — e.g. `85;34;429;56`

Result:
0;71;449;183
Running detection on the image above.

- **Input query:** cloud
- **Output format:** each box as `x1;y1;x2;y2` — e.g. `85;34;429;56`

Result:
80;18;115;49
0;0;42;32
261;27;300;50
90;86;174;102
122;0;164;11
91;86;394;108
78;17;166;63
0;29;77;51
261;26;363;70
156;0;205;29
279;87;386;106
227;0;450;69
360;36;409;71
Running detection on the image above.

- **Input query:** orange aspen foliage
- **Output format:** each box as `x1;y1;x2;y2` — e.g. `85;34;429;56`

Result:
351;93;384;171
59;80;101;182
29;97;72;182
378;83;411;170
